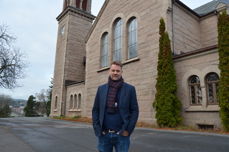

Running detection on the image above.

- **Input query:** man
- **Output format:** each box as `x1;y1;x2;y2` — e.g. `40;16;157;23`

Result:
92;61;139;152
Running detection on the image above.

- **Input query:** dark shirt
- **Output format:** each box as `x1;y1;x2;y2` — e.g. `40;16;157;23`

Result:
103;89;123;131
103;110;123;131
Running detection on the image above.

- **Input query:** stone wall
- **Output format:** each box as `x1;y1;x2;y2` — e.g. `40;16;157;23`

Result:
85;0;170;123
64;12;92;82
200;15;218;48
51;14;69;116
65;82;85;117
52;0;222;129
173;4;201;54
174;49;221;128
51;8;94;116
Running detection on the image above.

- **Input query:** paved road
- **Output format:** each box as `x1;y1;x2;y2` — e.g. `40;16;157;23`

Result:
0;117;229;152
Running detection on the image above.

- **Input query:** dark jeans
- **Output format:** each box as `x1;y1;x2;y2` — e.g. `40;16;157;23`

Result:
97;133;130;152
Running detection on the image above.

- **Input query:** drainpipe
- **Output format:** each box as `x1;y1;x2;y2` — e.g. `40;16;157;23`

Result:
171;0;175;55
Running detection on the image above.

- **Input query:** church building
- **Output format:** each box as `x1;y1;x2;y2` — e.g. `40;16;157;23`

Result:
50;0;229;129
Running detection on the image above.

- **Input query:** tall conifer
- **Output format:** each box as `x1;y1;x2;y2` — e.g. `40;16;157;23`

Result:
218;11;229;131
153;18;182;127
24;95;37;117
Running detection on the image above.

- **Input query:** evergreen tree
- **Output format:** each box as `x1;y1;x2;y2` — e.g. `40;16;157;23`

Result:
0;104;11;117
46;78;53;116
0;94;12;117
153;18;182;127
24;95;37;117
46;95;51;117
218;11;229;131
46;85;52;116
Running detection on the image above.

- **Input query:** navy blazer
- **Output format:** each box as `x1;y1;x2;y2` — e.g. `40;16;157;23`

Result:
92;82;139;136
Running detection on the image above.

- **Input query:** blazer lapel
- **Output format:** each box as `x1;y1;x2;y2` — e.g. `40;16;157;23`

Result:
100;84;108;126
101;84;108;109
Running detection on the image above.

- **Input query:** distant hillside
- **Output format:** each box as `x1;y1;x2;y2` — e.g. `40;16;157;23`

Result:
13;99;27;102
10;99;27;107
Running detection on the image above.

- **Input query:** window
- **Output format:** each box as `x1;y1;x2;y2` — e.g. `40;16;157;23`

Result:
205;72;219;104
100;32;109;68
64;0;70;9
113;18;122;61
74;94;77;109
54;96;58;109
76;0;80;8
70;95;73;109
188;75;202;105
78;94;81;109
82;0;87;11
127;17;137;59
59;25;65;36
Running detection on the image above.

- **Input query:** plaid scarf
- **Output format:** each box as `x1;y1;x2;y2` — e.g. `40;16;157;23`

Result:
106;77;123;114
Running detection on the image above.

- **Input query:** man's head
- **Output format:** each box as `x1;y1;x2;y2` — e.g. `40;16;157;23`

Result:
109;61;123;80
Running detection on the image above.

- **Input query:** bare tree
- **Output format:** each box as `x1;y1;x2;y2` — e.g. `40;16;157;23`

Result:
35;89;49;116
0;24;25;89
0;94;12;107
35;89;49;102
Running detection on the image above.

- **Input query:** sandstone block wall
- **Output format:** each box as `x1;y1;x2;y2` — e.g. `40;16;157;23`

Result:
85;0;170;124
52;0;222;129
51;9;93;116
200;15;218;48
64;12;93;82
173;4;201;54
65;83;85;117
172;3;218;55
51;14;69;116
174;50;221;128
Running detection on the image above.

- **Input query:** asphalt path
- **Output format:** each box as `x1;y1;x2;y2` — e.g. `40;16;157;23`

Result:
0;117;229;152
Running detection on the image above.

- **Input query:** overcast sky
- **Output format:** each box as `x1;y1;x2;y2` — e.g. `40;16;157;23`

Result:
0;0;212;100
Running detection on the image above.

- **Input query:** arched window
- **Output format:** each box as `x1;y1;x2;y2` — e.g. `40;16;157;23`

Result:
54;96;58;109
205;72;219;104
70;95;73;109
76;0;80;8
100;32;109;68
78;94;81;109
82;0;87;11
188;75;202;105
64;0;70;9
74;94;77;109
113;18;122;61
127;17;137;59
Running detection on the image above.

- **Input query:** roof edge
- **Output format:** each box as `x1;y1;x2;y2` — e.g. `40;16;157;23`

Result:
174;0;201;17
56;6;95;22
173;45;218;60
174;0;220;18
